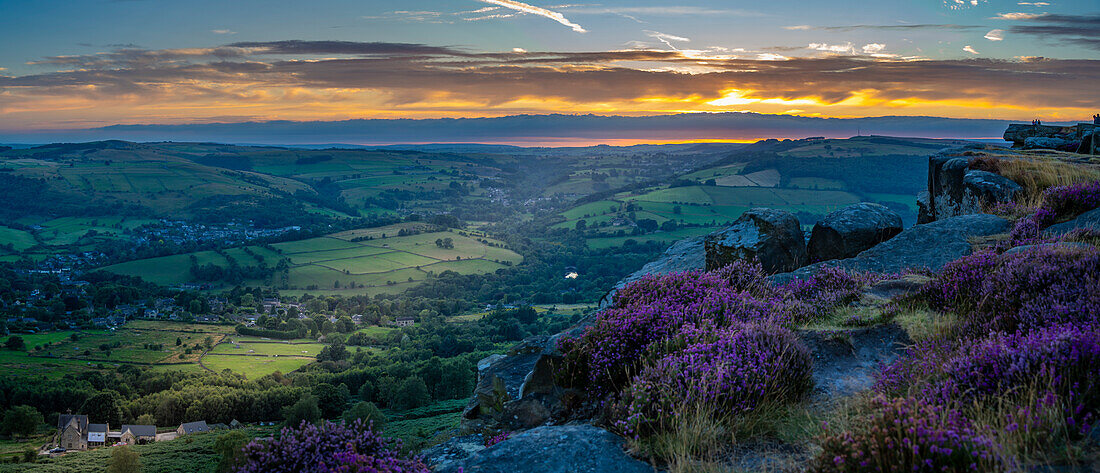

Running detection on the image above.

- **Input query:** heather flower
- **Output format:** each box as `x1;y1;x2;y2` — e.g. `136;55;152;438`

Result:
613;324;813;437
483;431;510;447
934;324;1100;435
1008;181;1100;244
810;397;1011;473
235;420;428;473
922;245;1100;334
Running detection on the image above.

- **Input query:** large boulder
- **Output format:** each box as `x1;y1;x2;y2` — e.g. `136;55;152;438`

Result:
963;170;1022;208
807;203;903;262
705;208;806;273
926;147;1024;221
433;425;655;473
771;214;1010;284
1045;208;1100;235
1023;136;1073;150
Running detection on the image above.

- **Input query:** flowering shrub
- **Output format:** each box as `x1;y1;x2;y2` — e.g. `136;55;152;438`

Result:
922;246;1100;334
875;339;957;397
1009;181;1100;244
810;397;1009;473
560;264;879;399
781;267;883;321
935;324;1100;435
234;420;428;473
613;324;813;437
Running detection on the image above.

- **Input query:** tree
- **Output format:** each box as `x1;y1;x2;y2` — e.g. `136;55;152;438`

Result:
283;394;321;426
312;383;350;419
175;337;182;346
240;293;255;307
317;339;348;363
135;413;154;426
106;445;141;473
80;392;124;427
4;336;25;351
341;402;387;428
214;430;249;473
391;377;430;410
1;405;41;438
574;219;587;231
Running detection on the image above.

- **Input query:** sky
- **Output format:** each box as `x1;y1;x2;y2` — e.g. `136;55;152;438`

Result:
0;0;1098;143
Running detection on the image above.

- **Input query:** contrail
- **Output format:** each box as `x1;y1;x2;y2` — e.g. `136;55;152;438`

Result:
478;0;586;32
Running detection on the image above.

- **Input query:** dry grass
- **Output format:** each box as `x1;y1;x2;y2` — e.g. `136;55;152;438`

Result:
894;305;960;342
958;382;1092;468
997;158;1100;207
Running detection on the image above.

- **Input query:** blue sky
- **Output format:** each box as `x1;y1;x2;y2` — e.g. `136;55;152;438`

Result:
0;0;1097;134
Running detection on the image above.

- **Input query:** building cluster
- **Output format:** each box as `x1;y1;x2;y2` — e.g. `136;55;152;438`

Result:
131;220;301;247
56;414;221;452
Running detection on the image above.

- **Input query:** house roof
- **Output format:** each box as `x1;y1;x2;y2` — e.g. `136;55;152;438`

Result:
178;421;209;434
58;414;88;431
120;424;156;437
87;424;108;433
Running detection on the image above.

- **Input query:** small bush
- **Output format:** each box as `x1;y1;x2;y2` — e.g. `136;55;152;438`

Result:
235;420;428;473
613;324;813;438
810;397;1010;473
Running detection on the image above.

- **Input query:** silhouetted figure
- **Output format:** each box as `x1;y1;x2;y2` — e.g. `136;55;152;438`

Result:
1094;114;1099;125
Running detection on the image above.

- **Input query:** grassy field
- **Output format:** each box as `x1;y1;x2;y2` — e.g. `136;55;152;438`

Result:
0;322;236;378
200;353;311;378
0;226;36;253
101;228;522;294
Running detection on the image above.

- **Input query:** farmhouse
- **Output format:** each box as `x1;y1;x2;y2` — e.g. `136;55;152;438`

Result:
177;420;210;435
117;424;156;445
392;316;415;327
57;414;89;451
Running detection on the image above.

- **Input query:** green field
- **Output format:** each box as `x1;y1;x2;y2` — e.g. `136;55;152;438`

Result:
0;322;235;378
0;226;36;253
200;353;313;378
101;228;523;294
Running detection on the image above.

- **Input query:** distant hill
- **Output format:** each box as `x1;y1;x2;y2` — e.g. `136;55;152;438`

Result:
0;112;1058;146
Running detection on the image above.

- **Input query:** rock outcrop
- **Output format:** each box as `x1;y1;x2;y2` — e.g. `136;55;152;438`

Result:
926;147;1022;221
771;214;1010;284
433;425;655;473
705;208;806;273
807;203;903;263
1024;136;1074;150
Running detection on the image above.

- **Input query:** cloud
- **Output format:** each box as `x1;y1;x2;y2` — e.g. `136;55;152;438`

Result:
789;23;983;31
807;42;894;57
963;45;980;54
1005;14;1100;50
477;0;586;32
212;29;236;35
3;40;1098;130
645;31;690;49
993;12;1048;20
985;29;1005;41
1017;2;1050;6
944;0;985;10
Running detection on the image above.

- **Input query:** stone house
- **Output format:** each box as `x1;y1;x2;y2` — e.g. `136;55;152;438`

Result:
118;424;156;445
392;316;415;327
176;420;209;435
57;414;89;451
